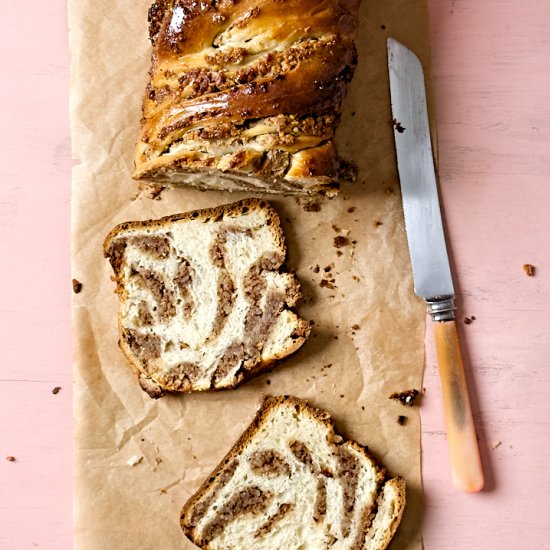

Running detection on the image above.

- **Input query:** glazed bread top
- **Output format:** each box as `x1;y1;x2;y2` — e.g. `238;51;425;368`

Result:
134;0;361;194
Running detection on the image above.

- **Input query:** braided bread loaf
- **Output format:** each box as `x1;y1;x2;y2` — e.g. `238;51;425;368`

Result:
104;199;310;398
181;396;406;549
134;0;361;196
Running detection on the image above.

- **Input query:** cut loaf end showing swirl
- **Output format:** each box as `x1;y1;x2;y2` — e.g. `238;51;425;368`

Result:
104;199;310;399
181;396;406;550
134;0;361;196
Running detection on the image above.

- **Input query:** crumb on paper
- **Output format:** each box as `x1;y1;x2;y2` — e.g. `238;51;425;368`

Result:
397;415;407;426
351;324;360;330
160;488;167;495
338;160;358;182
52;386;62;395
148;184;166;200
312;265;320;274
6;456;16;462
303;201;322;213
333;236;350;248
491;440;502;450
336;250;343;257
393;118;406;133
72;279;83;294
389;389;420;407
352;275;361;282
523;264;535;277
127;455;143;467
320;279;336;290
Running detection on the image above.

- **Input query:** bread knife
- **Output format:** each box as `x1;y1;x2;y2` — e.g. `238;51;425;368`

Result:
387;38;484;493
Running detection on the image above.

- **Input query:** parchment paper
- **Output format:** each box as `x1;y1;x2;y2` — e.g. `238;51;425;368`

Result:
70;1;431;548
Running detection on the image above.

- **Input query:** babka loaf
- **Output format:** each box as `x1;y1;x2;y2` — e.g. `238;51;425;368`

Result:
133;0;361;196
181;396;406;549
104;199;310;398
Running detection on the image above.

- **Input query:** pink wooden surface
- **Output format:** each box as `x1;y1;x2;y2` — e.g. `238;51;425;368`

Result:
1;1;549;548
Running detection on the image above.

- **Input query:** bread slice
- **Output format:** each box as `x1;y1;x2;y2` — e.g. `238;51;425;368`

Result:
103;199;310;398
181;396;406;549
133;0;361;196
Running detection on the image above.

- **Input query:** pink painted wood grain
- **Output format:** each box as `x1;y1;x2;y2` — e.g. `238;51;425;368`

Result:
1;1;549;548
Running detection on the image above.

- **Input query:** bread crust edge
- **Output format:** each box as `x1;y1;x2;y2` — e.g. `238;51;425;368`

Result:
180;395;406;549
103;199;310;398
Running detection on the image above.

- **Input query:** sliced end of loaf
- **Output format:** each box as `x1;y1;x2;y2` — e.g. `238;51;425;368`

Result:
180;396;406;550
104;200;310;398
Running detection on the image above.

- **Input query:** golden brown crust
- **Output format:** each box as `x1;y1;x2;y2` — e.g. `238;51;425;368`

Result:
180;396;406;549
134;0;361;195
104;199;310;399
376;477;406;550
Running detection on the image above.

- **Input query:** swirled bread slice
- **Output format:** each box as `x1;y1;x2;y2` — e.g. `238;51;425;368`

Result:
181;396;406;550
104;200;310;398
133;0;361;196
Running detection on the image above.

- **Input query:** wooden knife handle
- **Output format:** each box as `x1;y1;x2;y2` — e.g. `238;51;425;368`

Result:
433;320;484;492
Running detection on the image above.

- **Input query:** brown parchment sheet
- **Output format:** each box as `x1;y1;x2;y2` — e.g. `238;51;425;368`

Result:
70;1;431;548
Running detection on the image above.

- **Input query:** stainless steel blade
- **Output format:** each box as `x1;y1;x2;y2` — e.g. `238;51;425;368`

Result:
387;38;454;302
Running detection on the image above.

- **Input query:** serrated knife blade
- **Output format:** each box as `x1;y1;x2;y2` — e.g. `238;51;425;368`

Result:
387;38;484;493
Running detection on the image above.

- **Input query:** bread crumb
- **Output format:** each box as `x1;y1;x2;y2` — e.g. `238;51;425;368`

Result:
333;236;350;248
320;279;336;290
6;456;16;462
389;389;420;407
312;265;320;274
303;201;322;212
127;455;143;467
491;440;502;450
331;224;341;233
351;324;360;330
148;184;166;200
160;488;167;494
397;416;407;426
52;386;62;395
523;264;535;277
72;279;83;294
393;119;406;133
